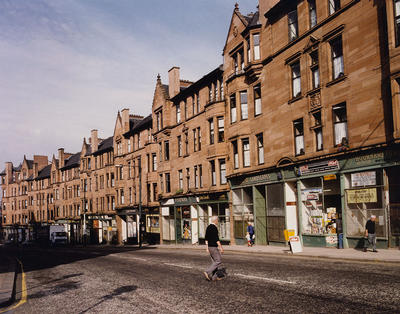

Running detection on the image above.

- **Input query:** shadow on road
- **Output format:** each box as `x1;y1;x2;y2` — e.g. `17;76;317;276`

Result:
78;285;138;314
0;245;156;275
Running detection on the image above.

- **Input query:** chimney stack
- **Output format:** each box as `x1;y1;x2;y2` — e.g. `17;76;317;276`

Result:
121;108;130;133
5;162;13;184
168;67;180;98
58;148;65;168
91;130;99;153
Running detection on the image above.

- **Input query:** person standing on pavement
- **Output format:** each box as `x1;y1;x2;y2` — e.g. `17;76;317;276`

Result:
246;222;255;247
204;216;224;281
364;215;378;252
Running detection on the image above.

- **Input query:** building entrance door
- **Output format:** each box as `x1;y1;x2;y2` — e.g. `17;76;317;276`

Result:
388;167;400;247
266;183;286;243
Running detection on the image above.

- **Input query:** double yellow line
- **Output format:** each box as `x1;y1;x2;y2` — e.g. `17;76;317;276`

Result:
0;258;27;313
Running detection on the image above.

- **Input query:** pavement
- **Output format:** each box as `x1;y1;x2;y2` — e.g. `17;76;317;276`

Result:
153;243;400;263
0;251;16;308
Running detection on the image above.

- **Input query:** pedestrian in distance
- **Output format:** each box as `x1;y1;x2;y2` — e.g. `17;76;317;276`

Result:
203;216;225;281
246;221;255;247
364;215;378;252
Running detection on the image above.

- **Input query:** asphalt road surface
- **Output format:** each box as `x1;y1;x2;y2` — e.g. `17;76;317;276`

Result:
2;246;400;313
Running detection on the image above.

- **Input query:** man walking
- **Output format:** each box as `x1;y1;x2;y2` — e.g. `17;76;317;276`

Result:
364;215;378;252
204;216;224;281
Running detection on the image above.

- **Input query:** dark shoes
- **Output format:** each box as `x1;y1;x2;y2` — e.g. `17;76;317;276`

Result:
373;249;378;253
363;248;367;252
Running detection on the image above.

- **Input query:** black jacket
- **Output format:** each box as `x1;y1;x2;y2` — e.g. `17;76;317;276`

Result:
205;224;219;247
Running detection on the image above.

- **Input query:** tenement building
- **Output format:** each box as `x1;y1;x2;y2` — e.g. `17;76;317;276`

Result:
1;0;400;249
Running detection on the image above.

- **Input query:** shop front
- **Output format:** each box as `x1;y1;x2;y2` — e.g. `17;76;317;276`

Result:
298;146;400;249
145;207;160;244
230;172;297;246
117;209;138;245
197;192;230;245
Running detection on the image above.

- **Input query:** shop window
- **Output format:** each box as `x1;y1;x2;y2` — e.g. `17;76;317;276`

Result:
162;207;176;241
217;117;224;142
333;103;348;146
288;9;298;42
291;61;301;98
230;94;237;123
232;140;239;169
300;177;342;236
395;0;400;47
329;0;340;15
256;133;264;165
209;118;215;145
330;36;344;80
254;84;262;116
308;0;317;28
232;188;254;241
240;91;248;120
345;170;386;238
242;138;250;167
294;118;305;156
310;50;320;89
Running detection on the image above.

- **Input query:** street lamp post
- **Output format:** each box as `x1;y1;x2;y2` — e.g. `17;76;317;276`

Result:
138;157;142;248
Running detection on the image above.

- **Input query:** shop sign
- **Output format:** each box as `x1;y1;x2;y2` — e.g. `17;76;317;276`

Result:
347;188;377;204
343;148;400;170
232;172;280;187
289;236;303;253
351;171;376;187
299;160;339;176
323;174;337;181
161;207;169;216
301;188;322;201
198;193;228;202
174;196;196;205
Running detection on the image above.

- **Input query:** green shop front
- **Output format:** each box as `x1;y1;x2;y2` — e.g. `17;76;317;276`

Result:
160;193;230;245
297;146;400;249
230;172;298;246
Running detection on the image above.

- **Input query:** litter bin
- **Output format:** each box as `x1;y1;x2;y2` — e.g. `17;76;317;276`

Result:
338;233;343;249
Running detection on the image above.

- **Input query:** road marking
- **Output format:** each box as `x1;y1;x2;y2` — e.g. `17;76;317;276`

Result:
111;254;148;262
164;263;194;269
0;258;27;313
234;273;294;284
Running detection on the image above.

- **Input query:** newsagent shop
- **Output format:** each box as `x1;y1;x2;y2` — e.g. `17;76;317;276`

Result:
229;145;400;249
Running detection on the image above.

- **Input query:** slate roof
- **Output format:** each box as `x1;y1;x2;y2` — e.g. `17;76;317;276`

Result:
35;164;51;180
26;159;34;169
93;136;113;156
26;174;34;181
123;115;152;138
162;84;170;98
13;164;22;172
61;152;81;170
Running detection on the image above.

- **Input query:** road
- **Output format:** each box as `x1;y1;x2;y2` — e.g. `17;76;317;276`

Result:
2;246;400;313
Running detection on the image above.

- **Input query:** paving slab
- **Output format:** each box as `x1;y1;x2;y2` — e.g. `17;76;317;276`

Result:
153;244;400;263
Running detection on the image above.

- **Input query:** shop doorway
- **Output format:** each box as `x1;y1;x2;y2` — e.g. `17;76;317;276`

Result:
266;183;286;243
387;167;400;247
175;206;191;244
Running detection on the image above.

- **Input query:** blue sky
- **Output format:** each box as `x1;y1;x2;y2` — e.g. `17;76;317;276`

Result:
0;0;257;170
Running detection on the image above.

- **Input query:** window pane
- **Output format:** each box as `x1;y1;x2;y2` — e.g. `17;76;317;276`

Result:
334;122;347;145
253;34;260;60
240;91;248;120
230;94;237;123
